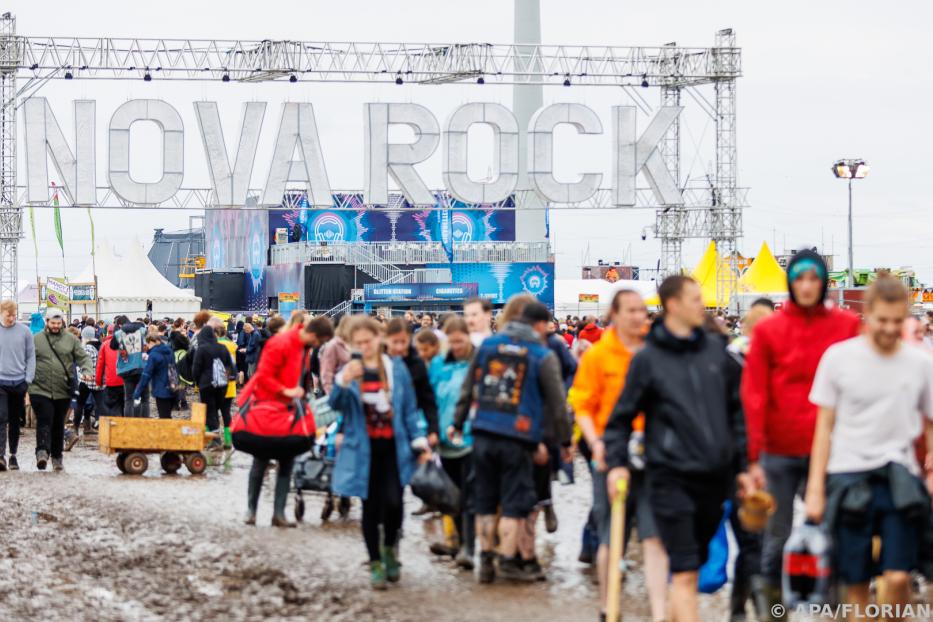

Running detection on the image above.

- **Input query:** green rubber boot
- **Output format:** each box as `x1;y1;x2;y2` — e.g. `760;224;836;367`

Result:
369;561;387;590
382;546;401;583
223;427;233;449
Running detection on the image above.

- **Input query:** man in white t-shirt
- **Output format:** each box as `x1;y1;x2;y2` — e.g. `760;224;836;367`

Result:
805;276;933;616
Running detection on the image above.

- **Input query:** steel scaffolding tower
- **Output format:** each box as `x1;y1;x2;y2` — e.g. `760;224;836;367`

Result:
0;14;20;301
3;18;745;305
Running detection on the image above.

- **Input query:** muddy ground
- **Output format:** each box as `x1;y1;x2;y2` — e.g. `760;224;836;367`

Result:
0;430;928;622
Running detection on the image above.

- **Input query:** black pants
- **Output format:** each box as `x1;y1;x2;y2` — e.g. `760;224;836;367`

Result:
363;437;403;562
0;382;27;457
74;384;101;428
220;397;233;428
32;395;71;460
104;385;125;418
441;453;475;554
199;386;227;431
247;456;295;518
155;397;175;419
122;375;150;418
176;387;188;410
728;493;764;613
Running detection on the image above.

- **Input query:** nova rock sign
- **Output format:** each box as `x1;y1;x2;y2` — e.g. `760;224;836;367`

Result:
24;98;684;208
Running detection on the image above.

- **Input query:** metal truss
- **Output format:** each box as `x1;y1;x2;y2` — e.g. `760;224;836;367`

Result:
1;17;745;303
16;185;750;211
17;37;739;86
0;14;18;300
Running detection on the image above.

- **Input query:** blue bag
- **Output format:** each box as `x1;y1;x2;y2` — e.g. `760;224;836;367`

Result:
698;501;731;594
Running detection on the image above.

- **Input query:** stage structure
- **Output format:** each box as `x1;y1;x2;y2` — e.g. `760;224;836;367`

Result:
2;11;747;307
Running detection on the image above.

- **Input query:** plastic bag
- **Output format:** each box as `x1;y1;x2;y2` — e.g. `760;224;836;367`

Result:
698;501;731;594
409;459;461;515
782;522;832;608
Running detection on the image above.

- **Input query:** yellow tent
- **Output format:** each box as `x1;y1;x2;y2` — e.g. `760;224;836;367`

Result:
646;241;727;307
738;242;788;294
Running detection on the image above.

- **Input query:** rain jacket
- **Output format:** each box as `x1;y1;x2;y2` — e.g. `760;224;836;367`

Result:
30;328;92;400
134;343;176;400
191;326;234;391
329;354;426;500
95;336;124;388
218;337;238;399
570;328;636;438
401;344;439;436
109;321;147;378
429;351;473;458
604;319;747;476
741;250;861;463
577;322;604;345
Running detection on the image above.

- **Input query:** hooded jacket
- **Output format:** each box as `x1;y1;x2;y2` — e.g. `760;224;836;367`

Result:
96;336;125;388
604;319;747;476
577;322;604;345
570;328;636;438
741;250;861;463
134;342;176;400
109;321;147;378
191;326;234;390
401;343;439;436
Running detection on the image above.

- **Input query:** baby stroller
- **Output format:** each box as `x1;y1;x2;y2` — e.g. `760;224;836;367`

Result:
292;397;350;522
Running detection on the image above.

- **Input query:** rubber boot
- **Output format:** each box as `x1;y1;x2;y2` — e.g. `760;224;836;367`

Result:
223;427;233;449
382;545;401;583
456;513;476;570
729;575;752;621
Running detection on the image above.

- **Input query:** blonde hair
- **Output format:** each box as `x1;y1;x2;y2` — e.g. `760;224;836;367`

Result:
741;305;773;336
287;309;308;330
0;300;16;315
347;315;388;387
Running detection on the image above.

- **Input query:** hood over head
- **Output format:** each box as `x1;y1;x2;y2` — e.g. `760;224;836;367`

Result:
198;325;218;345
786;249;829;306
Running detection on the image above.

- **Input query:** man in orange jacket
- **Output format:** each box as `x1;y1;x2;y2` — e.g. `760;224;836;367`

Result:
570;289;668;622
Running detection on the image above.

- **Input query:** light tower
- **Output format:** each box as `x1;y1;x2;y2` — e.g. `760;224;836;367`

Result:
0;13;19;301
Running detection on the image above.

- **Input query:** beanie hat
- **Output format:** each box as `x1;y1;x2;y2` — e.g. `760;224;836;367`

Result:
81;326;97;342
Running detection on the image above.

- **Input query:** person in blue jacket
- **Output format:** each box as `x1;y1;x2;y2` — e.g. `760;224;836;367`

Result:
133;333;177;419
329;315;431;590
427;316;476;570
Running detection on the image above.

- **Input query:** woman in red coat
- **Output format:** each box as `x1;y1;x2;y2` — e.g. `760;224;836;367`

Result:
234;322;317;527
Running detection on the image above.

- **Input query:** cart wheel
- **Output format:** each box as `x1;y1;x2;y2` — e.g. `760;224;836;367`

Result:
124;452;149;476
295;495;305;522
116;453;128;473
160;452;183;474
185;452;207;475
321;495;335;522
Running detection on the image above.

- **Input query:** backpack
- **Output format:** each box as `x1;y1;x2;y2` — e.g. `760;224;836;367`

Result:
175;349;194;386
166;358;180;392
211;357;228;389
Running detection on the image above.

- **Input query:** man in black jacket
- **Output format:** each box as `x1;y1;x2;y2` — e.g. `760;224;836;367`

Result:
605;275;753;622
385;318;439;445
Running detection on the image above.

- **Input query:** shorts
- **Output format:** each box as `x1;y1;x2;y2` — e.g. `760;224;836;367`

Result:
472;432;536;518
648;467;730;573
592;469;658;547
833;479;921;585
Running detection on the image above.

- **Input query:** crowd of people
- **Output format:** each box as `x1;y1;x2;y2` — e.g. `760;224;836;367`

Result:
1;247;932;621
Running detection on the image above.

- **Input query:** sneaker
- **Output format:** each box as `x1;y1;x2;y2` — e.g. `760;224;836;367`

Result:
498;555;537;582
544;504;558;533
0;456;6;471
478;551;496;584
455;548;475;571
36;450;49;470
523;557;547;581
370;561;387;590
8;455;18;471
64;428;79;452
51;458;64;472
382;546;401;583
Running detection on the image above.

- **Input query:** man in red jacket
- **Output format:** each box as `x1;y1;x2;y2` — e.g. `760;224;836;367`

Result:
741;249;860;617
95;333;125;418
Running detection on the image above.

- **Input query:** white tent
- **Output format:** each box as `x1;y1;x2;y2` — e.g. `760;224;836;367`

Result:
554;279;658;318
70;240;202;320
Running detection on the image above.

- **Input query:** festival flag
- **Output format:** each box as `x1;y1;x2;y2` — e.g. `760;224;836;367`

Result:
52;186;63;253
86;207;95;256
28;206;38;256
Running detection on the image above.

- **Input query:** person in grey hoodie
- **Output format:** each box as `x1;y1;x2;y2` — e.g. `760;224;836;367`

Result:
0;300;36;471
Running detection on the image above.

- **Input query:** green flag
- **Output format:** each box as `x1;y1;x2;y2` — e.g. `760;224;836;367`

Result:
28;206;38;256
52;189;63;253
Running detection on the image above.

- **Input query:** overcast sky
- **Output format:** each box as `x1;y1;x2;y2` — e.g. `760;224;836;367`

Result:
10;0;933;287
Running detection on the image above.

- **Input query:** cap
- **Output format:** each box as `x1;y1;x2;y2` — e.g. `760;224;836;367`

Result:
45;308;64;320
81;326;97;341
